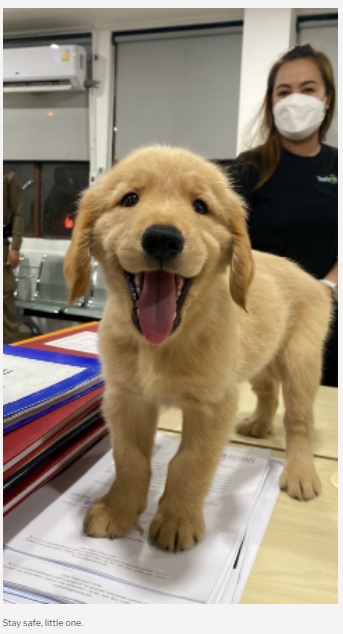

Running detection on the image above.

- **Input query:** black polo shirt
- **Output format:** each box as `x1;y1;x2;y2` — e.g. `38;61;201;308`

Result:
230;144;338;279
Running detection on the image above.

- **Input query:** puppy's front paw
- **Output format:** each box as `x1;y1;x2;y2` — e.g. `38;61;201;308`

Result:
149;508;205;552
235;417;272;438
84;494;142;539
279;461;321;500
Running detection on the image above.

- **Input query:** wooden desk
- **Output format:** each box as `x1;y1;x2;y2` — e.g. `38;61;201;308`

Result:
240;452;338;604
158;386;338;604
158;382;338;460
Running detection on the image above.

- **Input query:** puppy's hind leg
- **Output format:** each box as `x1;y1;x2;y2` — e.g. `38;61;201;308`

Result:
236;368;279;438
84;393;158;539
278;343;323;501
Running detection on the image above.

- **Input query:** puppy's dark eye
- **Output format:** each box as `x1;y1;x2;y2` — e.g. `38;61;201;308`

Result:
193;199;208;215
121;192;139;207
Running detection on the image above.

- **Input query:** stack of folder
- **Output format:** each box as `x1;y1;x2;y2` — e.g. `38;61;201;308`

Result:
3;334;106;515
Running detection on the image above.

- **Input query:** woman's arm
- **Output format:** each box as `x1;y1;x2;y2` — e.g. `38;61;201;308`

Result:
320;259;338;300
323;260;338;285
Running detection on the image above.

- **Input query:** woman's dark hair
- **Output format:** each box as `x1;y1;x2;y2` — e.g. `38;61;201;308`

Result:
255;44;336;188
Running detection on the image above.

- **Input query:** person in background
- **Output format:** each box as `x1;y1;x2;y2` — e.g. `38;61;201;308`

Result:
3;167;24;343
230;44;338;387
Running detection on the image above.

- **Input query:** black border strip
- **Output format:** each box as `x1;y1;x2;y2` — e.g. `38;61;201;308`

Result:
111;20;243;43
297;12;338;31
3;32;92;46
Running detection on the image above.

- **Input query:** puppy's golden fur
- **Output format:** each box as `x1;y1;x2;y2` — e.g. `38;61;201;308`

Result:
64;146;332;552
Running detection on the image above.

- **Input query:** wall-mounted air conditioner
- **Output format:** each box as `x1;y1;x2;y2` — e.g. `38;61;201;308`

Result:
3;45;87;93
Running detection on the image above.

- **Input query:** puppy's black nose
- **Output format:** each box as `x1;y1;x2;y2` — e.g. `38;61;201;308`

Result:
141;224;184;260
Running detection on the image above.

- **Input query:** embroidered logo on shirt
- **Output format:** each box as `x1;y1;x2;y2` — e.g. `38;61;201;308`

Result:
317;174;338;184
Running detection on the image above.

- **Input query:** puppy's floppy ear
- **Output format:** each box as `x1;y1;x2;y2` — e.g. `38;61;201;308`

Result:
228;194;254;310
64;186;101;304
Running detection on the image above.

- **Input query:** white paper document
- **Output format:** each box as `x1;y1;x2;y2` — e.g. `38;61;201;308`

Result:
3;347;102;430
4;355;81;405
3;433;283;604
46;331;99;356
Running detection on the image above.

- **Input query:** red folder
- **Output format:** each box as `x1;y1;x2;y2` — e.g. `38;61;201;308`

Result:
3;420;109;515
4;386;103;471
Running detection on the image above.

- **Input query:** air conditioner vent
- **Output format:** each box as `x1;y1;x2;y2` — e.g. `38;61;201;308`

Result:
3;45;87;93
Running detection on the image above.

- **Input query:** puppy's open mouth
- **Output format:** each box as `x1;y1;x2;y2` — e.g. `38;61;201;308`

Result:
124;271;192;345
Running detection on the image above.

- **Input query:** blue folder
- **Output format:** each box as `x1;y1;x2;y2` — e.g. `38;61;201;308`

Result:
3;344;103;433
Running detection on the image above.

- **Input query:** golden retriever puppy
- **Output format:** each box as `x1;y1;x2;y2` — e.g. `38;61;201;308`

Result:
64;145;332;552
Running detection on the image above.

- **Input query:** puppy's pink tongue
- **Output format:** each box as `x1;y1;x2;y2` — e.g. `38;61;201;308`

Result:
138;271;177;344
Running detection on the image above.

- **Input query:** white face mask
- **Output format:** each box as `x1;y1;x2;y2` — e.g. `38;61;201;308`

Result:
273;93;326;141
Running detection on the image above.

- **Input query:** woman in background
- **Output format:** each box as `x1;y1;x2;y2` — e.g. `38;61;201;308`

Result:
231;44;338;387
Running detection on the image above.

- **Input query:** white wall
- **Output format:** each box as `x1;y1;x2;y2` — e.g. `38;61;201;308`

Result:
236;8;296;154
89;30;115;183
